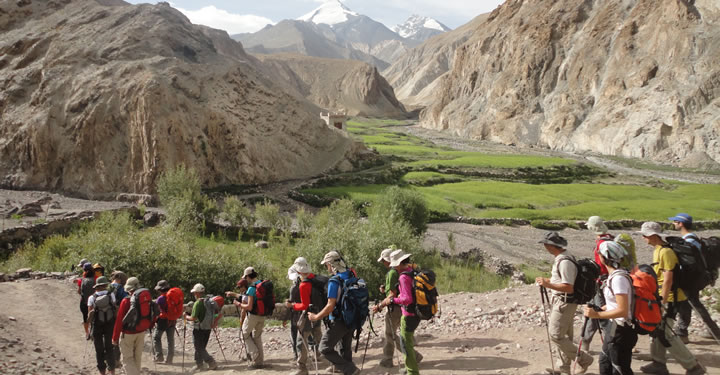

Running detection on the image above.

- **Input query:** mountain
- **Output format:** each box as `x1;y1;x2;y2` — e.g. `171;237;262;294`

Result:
420;0;720;168
255;54;406;118
297;0;358;25
392;15;451;42
384;14;488;107
0;0;358;197
233;20;389;69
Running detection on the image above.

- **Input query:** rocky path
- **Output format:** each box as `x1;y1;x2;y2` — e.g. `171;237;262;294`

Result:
1;280;718;375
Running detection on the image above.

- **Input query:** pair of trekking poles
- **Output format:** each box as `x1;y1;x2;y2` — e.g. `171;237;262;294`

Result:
175;313;228;374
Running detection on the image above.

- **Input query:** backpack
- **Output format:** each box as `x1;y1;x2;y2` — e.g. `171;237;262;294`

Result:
692;235;720;285
93;292;116;324
165;287;184;321
251;280;276;317
81;277;95;303
122;288;159;331
402;269;439;320
559;256;600;304
609;265;662;335
665;236;712;294
331;274;370;338
306;274;329;313
198;296;219;330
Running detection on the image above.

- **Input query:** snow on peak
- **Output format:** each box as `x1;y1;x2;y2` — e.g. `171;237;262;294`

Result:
393;15;450;39
298;0;358;26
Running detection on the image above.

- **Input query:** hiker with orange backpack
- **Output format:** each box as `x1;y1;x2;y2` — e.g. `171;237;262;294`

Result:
583;241;637;375
112;277;157;375
152;280;181;364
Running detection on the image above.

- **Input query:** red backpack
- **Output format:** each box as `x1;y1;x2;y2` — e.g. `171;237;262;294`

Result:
164;287;184;321
251;280;275;316
122;289;159;332
212;295;225;328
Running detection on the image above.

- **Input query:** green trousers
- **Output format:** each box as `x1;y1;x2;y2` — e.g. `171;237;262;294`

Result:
400;315;421;375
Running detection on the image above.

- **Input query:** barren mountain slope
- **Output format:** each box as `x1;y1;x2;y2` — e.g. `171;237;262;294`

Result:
420;0;720;168
383;14;488;107
255;54;406;118
0;0;355;198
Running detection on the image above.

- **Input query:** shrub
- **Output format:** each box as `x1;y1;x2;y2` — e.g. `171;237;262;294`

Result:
530;220;565;231
368;186;429;235
156;165;202;206
255;199;290;233
221;196;255;230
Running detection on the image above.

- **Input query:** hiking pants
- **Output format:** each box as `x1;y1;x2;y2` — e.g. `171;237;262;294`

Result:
92;321;116;372
549;298;592;372
667;300;692;338
296;324;323;372
291;317;299;360
383;306;404;362
599;322;637;375
650;316;698;370
192;329;215;366
243;313;265;366
400;315;421;375
119;331;145;375
153;318;175;361
677;292;720;340
319;320;358;375
582;290;609;351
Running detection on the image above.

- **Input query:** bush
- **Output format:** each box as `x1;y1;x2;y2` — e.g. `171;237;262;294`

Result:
255;199;291;233
157;165;218;232
156;165;202;206
368;186;429;235
221;196;255;230
530;219;565;231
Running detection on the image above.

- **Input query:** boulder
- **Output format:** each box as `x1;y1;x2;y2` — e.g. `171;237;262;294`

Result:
255;241;269;249
143;212;160;227
15;268;32;278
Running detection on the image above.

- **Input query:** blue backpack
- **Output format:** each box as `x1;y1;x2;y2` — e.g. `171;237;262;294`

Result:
331;274;369;342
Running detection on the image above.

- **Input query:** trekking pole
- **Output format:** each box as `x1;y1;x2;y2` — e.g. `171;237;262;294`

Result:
539;286;556;375
235;305;249;361
182;315;186;374
212;327;228;364
688;300;720;345
573;315;590;375
360;302;378;371
149;327;158;372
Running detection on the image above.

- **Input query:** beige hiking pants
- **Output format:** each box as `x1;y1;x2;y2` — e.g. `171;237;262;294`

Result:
650;316;698;369
119;331;145;375
297;324;323;371
549;298;592;371
243;313;266;366
383;306;404;361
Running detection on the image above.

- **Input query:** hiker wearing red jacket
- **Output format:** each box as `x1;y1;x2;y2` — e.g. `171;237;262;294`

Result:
285;257;323;375
582;216;614;352
112;277;152;375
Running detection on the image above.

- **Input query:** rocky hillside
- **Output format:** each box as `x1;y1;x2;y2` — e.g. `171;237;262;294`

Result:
255;54;406;118
383;14;488;107
420;0;720;168
0;0;357;198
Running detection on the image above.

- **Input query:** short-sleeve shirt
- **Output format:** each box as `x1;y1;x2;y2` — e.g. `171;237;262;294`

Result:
653;245;686;302
191;299;206;327
550;253;577;297
605;270;633;325
385;269;399;297
88;290;117;307
246;280;261;299
327;270;353;321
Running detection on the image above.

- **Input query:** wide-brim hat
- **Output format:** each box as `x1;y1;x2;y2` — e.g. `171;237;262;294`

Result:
93;276;110;288
637;222;663;237
377;248;393;263
389;249;412;267
587;216;609;235
190;283;205;294
154;280;170;291
538;231;567;249
321;251;341;265
292;257;311;274
125;277;141;292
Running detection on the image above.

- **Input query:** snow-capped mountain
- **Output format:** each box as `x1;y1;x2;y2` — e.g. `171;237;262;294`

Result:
298;0;358;26
392;15;451;42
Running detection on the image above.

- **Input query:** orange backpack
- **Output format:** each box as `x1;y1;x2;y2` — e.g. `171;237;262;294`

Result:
618;265;662;334
165;287;184;321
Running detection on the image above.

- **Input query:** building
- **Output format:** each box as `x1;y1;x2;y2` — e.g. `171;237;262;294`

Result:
320;111;347;131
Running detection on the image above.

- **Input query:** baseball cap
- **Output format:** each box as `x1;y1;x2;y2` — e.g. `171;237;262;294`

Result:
243;266;256;278
668;213;692;224
377;248;393;263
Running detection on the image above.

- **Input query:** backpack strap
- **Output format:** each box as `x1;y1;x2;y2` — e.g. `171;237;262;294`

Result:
554;254;577;301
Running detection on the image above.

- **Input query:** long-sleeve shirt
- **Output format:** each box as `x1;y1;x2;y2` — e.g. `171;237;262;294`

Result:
292;273;315;312
392;266;415;317
112;293;151;341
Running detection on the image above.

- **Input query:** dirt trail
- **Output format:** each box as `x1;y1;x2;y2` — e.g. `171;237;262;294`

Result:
1;280;718;375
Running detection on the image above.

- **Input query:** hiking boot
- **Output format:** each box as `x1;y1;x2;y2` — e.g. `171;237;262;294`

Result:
190;364;206;373
379;358;394;368
153;356;164;363
208;360;219;370
164;357;173;365
686;364;706;375
248;363;266;370
545;368;570;375
640;361;669;375
576;355;593;375
325;366;343;373
680;335;690;344
350;368;361;375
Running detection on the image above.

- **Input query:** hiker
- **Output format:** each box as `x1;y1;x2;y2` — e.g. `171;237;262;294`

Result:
79;262;96;339
308;251;361;375
238;266;267;369
536;231;593;375
112;277;154;375
582;216;614;352
185;283;219;371
378;249;422;375
636;222;706;375
287;266;302;362
373;247;422;368
583;241;637;375
108;271;128;367
153;280;175;364
94;263;106;278
284;257;325;375
669;213;720;342
88;276;117;375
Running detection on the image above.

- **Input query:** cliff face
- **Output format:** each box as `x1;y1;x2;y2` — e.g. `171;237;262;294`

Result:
256;54;406;118
420;0;720;167
0;0;355;198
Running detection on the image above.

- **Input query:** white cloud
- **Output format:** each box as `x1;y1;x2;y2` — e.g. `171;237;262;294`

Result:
174;5;274;34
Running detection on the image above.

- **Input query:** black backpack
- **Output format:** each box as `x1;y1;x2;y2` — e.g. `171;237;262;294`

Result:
81;277;95;303
560;256;600;304
93;292;116;324
306;274;329;314
665;236;713;294
693;235;720;285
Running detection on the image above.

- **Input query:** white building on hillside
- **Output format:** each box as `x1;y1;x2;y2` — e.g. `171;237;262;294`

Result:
320;111;347;131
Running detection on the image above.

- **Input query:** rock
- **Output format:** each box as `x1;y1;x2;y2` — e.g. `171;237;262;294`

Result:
116;194;157;207
0;273;6;282
8;316;16;321
49;202;61;209
15;268;32;278
255;241;269;249
143;212;160;227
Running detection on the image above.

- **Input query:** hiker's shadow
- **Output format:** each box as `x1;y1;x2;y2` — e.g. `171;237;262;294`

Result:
422;337;510;349
421;356;528;371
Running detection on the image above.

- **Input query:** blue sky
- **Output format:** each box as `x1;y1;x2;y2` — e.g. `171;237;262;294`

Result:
125;0;505;34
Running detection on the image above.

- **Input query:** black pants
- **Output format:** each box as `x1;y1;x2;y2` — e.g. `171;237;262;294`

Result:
192;329;215;366
599;322;638;375
92;321;116;372
319;320;357;375
667;300;692;337
677;291;720;340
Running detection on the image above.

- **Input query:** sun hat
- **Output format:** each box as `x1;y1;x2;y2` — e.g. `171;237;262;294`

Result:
83;262;94;272
538;231;568;249
93;263;104;270
110;270;128;285
587;216;609;235
236;279;249;289
288;266;300;281
93;276;110;289
125;277;141;293
377;248;394;263
321;250;342;265
637;222;663;237
243;266;256;278
668;213;692;224
598;241;628;263
292;257;311;274
154;280;170;292
77;258;89;268
389;249;412;267
190;283;205;294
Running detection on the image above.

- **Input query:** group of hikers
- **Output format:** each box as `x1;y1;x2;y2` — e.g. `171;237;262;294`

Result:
537;213;719;375
76;212;718;375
